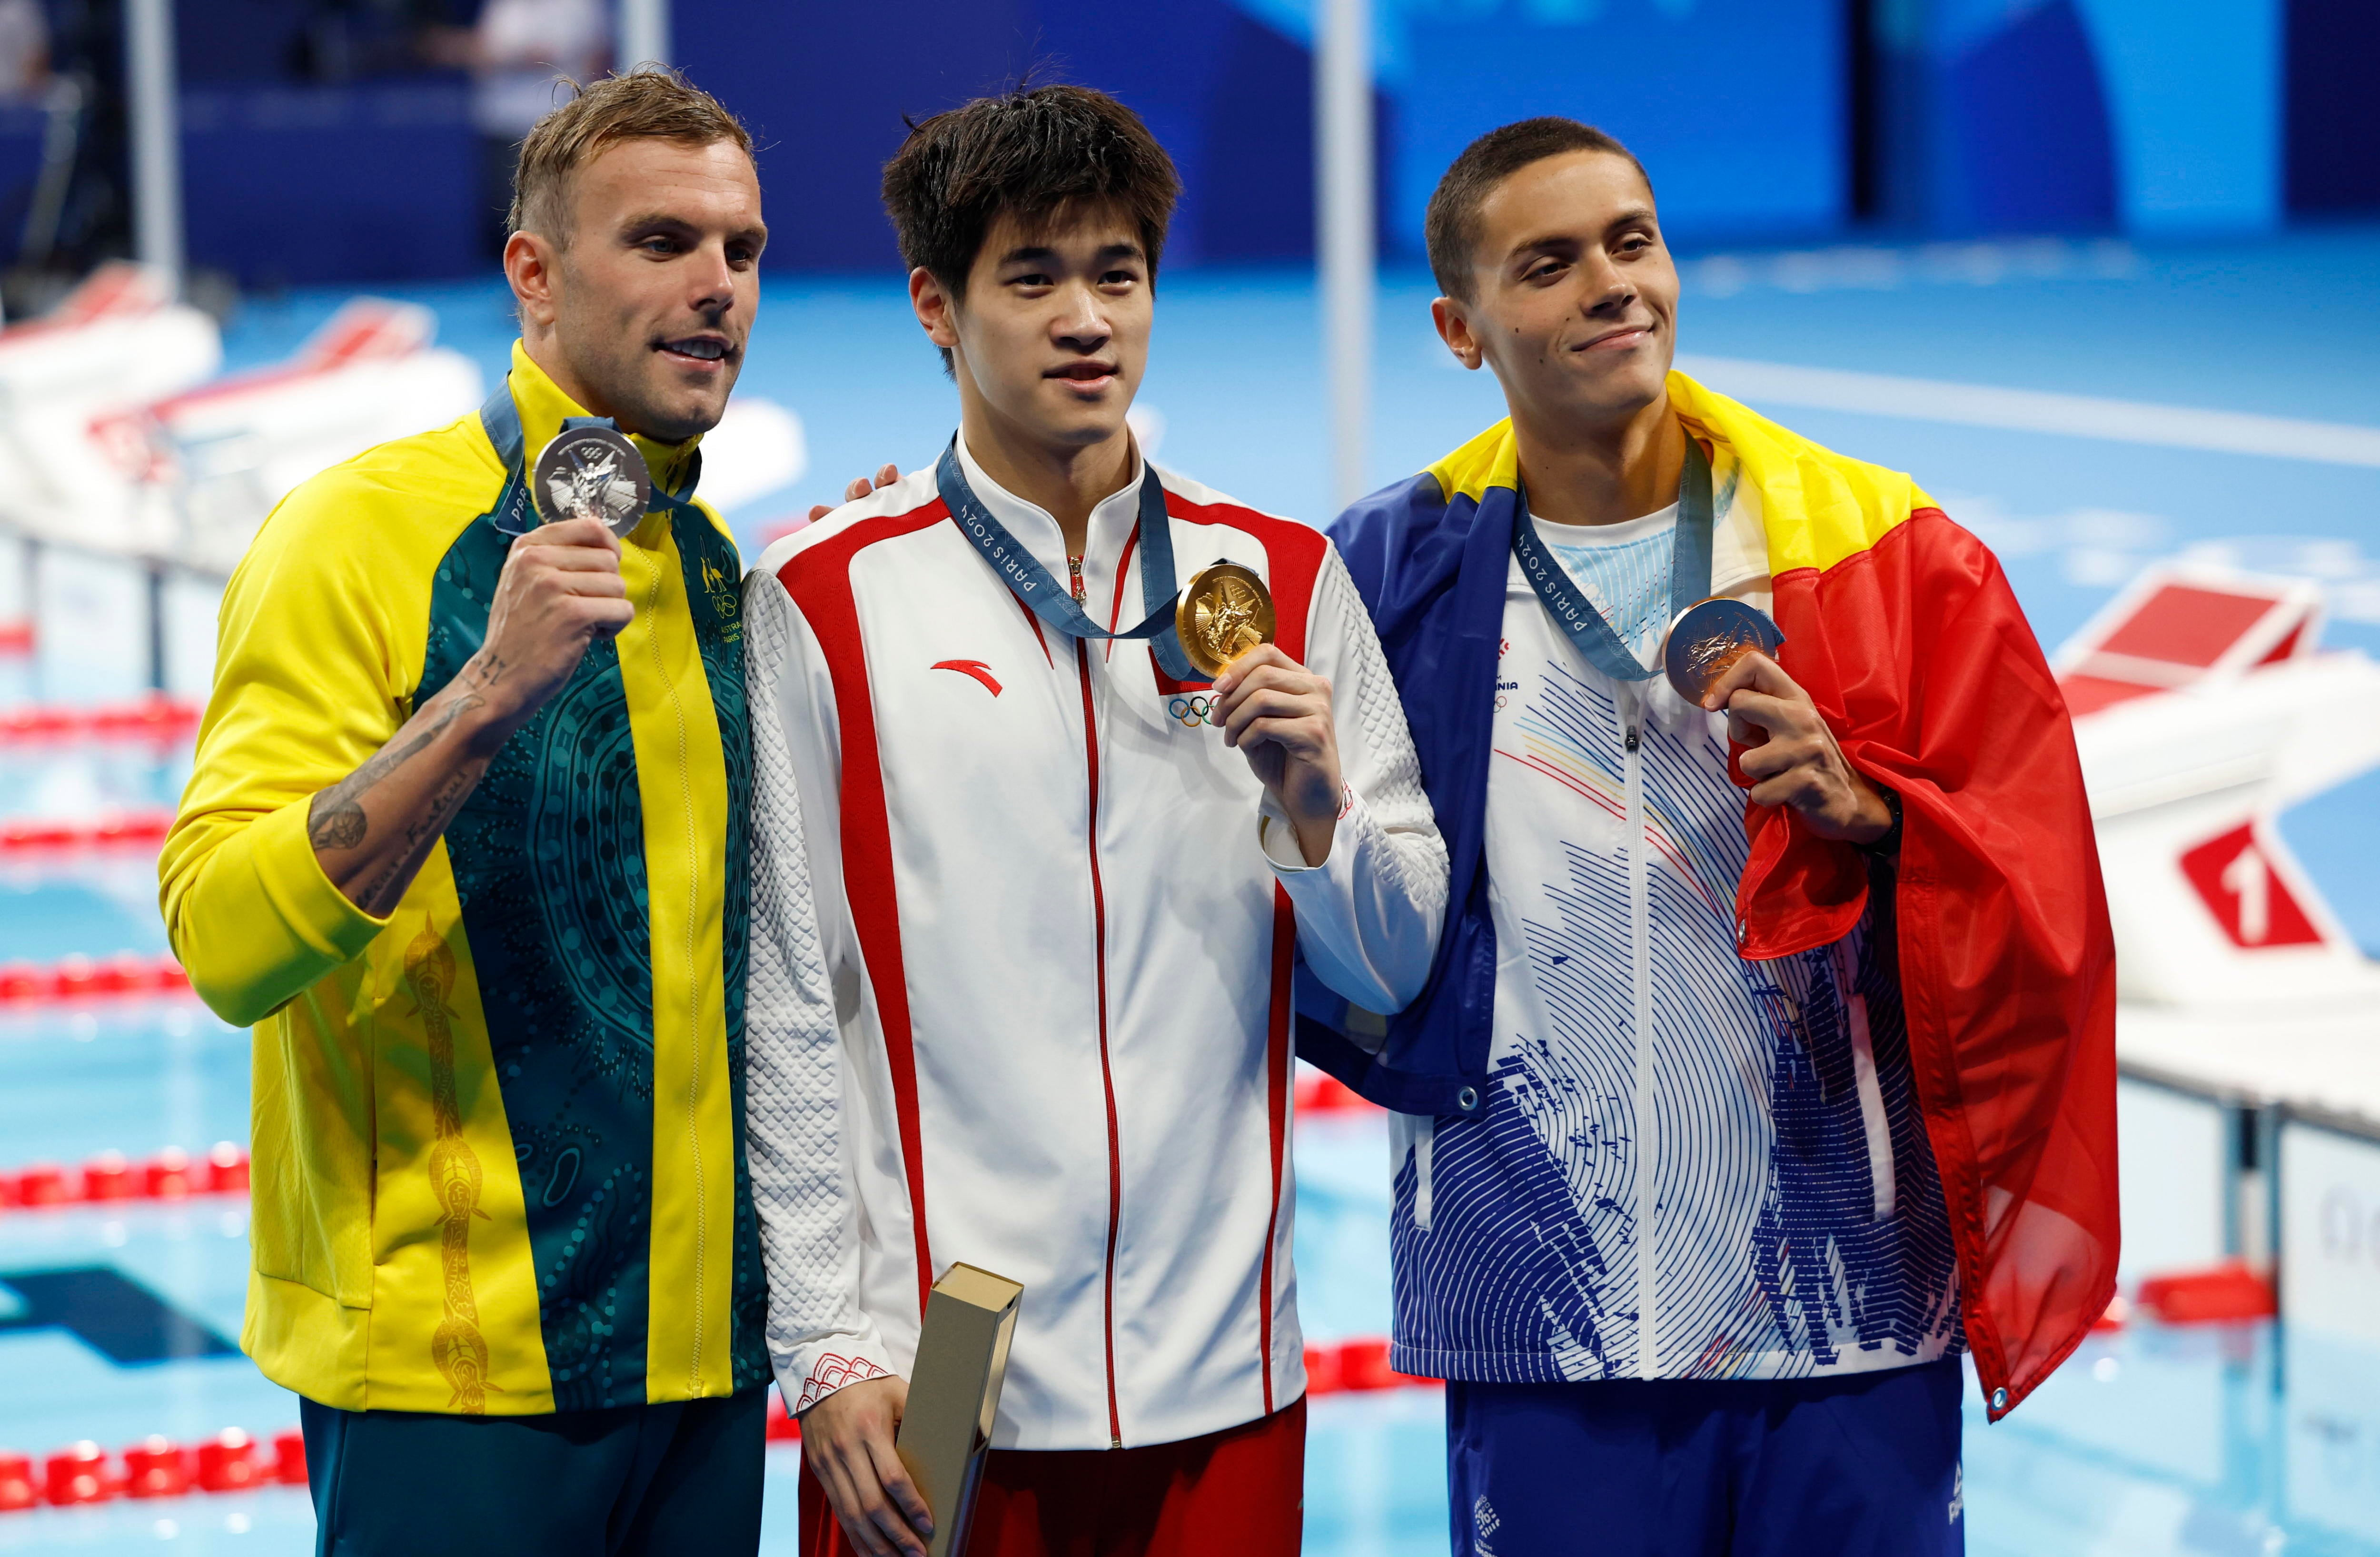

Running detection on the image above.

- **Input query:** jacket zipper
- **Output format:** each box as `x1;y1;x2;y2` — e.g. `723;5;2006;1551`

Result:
1621;684;1658;1379
1073;635;1127;1448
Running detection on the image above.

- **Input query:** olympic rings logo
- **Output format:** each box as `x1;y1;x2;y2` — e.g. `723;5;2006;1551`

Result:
1168;694;1217;729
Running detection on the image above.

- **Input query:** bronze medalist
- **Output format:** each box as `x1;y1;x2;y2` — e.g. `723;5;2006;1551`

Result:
1176;562;1276;679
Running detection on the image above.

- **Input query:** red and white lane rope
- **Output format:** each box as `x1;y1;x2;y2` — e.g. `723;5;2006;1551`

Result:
0;953;191;1004
0;1145;248;1210
0;1334;1432;1508
0;1429;304;1511
0;696;200;746
0;812;174;854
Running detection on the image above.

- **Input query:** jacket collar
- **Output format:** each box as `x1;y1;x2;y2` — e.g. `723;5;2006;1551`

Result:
505;341;702;535
952;429;1149;595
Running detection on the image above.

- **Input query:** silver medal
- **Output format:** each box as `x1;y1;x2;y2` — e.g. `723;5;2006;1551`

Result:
533;426;653;537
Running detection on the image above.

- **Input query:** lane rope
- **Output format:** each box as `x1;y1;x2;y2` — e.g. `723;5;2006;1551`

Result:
0;1144;248;1210
0;812;174;853
0;696;200;746
0;1429;304;1510
0;953;191;1004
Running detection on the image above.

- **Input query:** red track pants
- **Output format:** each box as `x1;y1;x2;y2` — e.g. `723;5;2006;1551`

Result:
797;1396;1305;1557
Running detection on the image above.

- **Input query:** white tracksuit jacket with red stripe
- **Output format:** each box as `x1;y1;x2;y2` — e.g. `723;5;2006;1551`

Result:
743;437;1448;1450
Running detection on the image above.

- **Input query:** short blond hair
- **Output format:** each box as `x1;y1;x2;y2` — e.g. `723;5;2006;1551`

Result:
509;68;754;244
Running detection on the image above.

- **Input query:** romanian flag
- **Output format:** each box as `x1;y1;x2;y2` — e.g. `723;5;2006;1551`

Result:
1327;370;2119;1419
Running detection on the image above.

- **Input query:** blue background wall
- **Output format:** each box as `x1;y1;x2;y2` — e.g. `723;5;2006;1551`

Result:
667;0;1851;269
0;0;2353;285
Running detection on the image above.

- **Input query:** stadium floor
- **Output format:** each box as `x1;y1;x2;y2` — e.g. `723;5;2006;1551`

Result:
0;229;2376;1553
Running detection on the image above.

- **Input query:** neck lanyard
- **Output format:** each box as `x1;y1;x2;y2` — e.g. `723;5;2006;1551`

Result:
477;381;705;537
1510;430;1715;683
935;438;1198;681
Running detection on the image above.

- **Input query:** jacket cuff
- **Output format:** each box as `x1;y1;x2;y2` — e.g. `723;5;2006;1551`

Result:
250;796;390;962
783;1334;900;1416
1258;783;1359;874
183;798;389;1024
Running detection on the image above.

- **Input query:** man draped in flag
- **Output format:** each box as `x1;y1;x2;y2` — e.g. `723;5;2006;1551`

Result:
1311;118;2119;1554
742;85;1447;1557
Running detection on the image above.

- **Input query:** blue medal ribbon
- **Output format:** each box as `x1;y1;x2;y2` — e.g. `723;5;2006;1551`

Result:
476;380;705;536
1510;429;1716;683
935;438;1198;681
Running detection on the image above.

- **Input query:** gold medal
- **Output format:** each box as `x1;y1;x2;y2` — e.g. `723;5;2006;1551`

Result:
1175;562;1275;679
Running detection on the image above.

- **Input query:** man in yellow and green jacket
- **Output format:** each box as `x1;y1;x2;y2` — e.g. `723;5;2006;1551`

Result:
160;70;773;1554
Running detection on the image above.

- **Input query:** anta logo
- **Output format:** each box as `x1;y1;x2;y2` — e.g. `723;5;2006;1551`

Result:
932;659;1002;696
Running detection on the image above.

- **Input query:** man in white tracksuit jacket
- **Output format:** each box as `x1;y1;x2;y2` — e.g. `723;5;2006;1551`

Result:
743;86;1448;1557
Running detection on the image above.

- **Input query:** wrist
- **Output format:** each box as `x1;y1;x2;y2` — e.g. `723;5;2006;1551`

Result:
453;655;530;755
1850;783;1902;853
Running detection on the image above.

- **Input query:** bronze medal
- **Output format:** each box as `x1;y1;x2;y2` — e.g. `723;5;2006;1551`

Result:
1175;562;1276;679
1661;597;1786;705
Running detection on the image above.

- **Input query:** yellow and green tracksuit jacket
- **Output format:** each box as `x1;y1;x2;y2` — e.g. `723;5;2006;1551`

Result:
159;342;764;1415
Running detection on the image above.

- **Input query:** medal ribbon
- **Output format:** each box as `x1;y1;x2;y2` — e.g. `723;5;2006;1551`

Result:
476;380;705;536
935;438;1198;681
1510;430;1716;683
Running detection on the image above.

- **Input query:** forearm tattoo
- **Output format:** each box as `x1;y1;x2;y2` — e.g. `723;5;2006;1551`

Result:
305;686;487;853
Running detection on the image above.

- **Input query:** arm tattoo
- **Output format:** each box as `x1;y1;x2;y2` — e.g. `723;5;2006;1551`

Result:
305;687;490;854
352;762;482;915
309;803;367;849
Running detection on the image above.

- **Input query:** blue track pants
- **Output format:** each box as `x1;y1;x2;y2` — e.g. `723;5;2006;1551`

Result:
1445;1358;1964;1557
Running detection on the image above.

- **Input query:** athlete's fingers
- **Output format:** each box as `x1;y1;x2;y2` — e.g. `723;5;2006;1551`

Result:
843;474;874;503
513;541;625;573
512;564;627;600
1212;658;1329;726
1219;689;1327;749
1718;688;1802;738
1702;649;1803;713
1212;668;1327;725
1210;643;1304;695
551;570;628;599
865;1433;935;1544
807;503;835;522
1216;663;1325;700
1745;773;1813;812
820;1448;904;1557
873;463;900;490
811;1453;883;1557
516;517;621;555
1733;730;1824;782
579;598;636;640
1228;714;1329;759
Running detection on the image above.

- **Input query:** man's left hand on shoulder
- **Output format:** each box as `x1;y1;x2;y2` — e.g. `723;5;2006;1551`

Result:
1702;651;1895;847
1212;644;1345;867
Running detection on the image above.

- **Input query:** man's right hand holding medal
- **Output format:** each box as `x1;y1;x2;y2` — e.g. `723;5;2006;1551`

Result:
1210;644;1348;867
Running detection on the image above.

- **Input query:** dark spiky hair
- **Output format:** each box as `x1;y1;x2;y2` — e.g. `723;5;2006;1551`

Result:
881;83;1180;368
1425;118;1650;301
